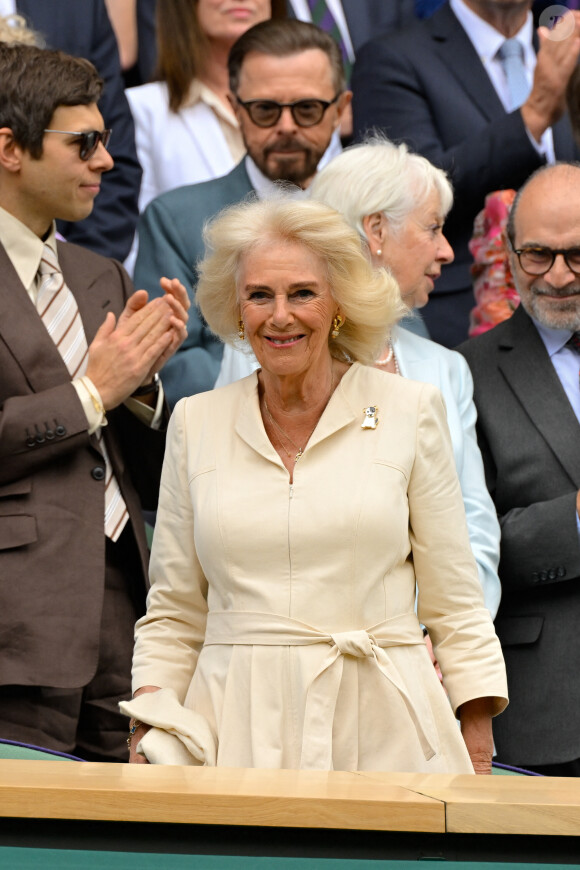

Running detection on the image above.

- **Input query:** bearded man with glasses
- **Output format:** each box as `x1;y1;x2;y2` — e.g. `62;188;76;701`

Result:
133;18;351;406
458;162;580;776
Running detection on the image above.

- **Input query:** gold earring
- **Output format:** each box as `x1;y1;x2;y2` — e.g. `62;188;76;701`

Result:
331;314;344;339
238;319;245;340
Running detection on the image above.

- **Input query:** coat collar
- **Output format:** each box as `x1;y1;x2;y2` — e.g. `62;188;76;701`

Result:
234;364;361;465
497;305;580;486
427;3;510;122
0;239;116;394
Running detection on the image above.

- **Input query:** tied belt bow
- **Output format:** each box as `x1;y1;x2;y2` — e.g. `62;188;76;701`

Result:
205;610;436;769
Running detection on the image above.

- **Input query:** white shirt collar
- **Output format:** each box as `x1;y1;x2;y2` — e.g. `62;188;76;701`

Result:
532;316;575;356
244;155;308;201
0;205;58;293
450;0;534;66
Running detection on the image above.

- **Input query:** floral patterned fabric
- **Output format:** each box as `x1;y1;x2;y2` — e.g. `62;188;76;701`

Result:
469;189;520;337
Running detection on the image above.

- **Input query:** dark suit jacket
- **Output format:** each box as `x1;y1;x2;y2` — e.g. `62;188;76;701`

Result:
351;4;579;342
133;160;256;405
458;306;580;766
17;0;142;262
0;240;166;690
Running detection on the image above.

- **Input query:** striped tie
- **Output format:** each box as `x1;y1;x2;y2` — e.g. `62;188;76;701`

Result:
307;0;352;82
37;244;129;541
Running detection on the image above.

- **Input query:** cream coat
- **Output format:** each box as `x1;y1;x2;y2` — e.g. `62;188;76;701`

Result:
130;364;507;771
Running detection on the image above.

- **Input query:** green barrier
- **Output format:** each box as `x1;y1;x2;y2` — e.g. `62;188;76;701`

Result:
1;852;579;870
0;744;74;762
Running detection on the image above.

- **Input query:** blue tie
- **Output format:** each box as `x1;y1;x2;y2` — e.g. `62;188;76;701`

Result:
497;39;530;111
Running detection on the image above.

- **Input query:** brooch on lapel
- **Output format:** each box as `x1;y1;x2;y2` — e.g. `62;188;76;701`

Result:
361;406;379;429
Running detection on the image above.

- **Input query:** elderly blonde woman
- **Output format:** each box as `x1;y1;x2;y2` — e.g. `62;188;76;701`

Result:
309;139;502;621
122;199;507;774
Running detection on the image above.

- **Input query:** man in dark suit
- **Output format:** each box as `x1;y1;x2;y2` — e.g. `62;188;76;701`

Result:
458;163;580;774
352;0;580;347
134;19;351;405
16;0;142;262
0;43;188;761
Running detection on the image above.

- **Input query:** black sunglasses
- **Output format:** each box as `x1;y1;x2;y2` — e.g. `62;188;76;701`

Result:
234;95;340;128
509;241;580;276
43;128;113;160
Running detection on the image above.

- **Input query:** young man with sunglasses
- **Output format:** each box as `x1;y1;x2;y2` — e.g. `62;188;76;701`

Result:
133;19;351;406
0;43;189;761
458;162;580;776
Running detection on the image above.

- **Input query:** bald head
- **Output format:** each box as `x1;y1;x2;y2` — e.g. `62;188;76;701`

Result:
507;163;580;332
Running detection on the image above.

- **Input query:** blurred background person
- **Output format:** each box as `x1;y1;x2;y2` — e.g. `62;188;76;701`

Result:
8;0;142;262
123;198;507;773
310;138;501;620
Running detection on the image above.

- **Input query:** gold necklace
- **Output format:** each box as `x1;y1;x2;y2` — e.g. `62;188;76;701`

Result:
263;369;337;463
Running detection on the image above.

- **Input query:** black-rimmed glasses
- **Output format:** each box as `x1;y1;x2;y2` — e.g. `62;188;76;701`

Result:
43;128;112;160
234;95;340;128
509;242;580;276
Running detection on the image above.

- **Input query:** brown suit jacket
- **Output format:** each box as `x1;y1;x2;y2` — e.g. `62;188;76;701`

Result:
0;240;166;689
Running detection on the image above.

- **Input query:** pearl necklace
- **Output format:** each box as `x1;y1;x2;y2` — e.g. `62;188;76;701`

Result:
375;340;400;374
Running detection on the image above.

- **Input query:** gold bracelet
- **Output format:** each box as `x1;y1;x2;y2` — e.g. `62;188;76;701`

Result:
127;718;143;749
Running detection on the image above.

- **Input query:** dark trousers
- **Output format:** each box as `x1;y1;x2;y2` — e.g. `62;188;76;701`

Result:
0;527;144;763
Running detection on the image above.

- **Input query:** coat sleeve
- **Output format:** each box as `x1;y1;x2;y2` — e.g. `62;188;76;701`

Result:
450;353;502;618
132;397;209;697
133;196;223;406
475;422;580;590
411;384;508;717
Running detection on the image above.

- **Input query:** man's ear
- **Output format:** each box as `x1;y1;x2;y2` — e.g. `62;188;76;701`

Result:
333;90;352;129
0;128;24;173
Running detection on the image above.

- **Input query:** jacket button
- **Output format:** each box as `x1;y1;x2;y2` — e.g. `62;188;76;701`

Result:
55;425;66;437
26;437;36;448
557;566;566;578
548;569;557;581
91;466;106;481
531;572;539;583
539;571;548;582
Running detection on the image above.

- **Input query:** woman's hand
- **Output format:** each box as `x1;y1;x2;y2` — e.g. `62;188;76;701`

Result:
458;696;494;774
127;685;161;764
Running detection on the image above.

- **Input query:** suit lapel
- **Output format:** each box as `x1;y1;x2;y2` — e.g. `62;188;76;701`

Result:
57;242;117;347
498;307;580;486
0;242;73;393
428;5;506;122
0;240;116;395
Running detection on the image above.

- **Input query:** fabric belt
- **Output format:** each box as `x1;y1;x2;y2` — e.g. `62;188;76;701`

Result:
205;610;435;768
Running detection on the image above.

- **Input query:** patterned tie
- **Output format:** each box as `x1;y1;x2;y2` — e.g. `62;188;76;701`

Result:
306;0;352;82
497;39;531;111
36;244;129;541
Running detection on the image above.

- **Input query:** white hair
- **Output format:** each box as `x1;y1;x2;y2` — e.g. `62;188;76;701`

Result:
309;135;453;239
